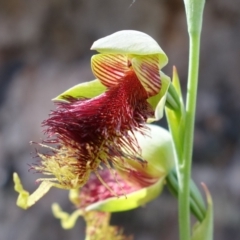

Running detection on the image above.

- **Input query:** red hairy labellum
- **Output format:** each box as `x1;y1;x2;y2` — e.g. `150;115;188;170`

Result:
33;71;154;188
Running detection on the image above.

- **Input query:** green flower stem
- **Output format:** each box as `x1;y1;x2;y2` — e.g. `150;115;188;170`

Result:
178;0;205;238
179;32;201;240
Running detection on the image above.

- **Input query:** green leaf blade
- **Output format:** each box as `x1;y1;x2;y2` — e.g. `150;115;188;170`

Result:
192;183;213;240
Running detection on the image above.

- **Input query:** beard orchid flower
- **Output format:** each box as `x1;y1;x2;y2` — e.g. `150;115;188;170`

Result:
13;30;171;210
51;124;175;235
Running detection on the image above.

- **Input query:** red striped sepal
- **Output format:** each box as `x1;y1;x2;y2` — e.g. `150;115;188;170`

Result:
91;53;161;97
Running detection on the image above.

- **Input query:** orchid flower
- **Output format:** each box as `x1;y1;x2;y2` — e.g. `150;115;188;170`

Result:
13;30;171;210
51;124;175;234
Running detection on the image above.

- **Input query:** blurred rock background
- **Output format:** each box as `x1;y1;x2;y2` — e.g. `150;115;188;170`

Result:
0;0;239;239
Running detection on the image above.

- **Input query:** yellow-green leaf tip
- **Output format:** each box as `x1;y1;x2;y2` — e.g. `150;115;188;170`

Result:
201;182;213;206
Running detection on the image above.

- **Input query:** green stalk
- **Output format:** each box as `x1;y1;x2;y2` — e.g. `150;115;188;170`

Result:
178;0;205;239
178;33;201;240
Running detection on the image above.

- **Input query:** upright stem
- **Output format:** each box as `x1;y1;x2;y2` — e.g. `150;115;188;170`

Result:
177;0;205;238
179;33;201;240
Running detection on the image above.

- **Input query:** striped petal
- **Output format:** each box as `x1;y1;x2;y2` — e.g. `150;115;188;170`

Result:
132;55;161;97
91;30;168;69
91;54;129;87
